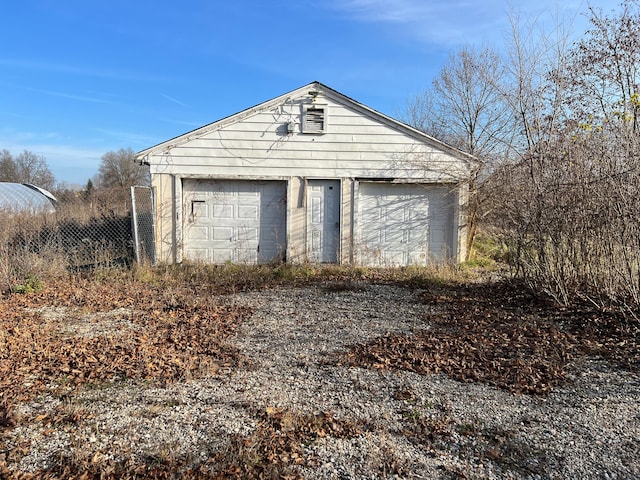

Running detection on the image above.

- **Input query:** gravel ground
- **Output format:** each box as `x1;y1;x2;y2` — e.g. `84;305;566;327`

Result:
6;283;640;479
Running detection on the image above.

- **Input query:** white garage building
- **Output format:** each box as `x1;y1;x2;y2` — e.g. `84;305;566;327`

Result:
135;82;475;266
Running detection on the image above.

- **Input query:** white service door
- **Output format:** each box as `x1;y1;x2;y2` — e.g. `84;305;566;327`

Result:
183;179;286;264
356;183;455;266
307;180;340;263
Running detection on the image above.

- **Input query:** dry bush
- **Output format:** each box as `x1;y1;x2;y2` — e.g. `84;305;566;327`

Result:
479;2;640;310
0;212;67;293
486;131;640;309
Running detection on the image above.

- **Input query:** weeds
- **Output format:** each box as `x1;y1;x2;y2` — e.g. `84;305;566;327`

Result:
11;274;43;294
127;261;473;296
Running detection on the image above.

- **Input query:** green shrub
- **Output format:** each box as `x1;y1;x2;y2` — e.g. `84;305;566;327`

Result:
12;274;44;294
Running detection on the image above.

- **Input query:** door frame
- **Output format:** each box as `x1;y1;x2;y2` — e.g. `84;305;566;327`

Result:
305;178;341;263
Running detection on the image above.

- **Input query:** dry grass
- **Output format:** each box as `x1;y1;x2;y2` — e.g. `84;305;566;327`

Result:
140;260;476;296
0;198;133;294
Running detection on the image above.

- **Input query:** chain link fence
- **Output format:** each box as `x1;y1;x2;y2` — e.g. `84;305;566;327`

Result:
0;186;157;289
56;211;134;270
131;186;156;265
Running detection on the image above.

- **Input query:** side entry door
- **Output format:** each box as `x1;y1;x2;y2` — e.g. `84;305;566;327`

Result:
307;179;340;263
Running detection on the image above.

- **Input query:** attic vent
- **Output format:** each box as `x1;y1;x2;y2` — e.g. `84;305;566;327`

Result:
302;105;327;134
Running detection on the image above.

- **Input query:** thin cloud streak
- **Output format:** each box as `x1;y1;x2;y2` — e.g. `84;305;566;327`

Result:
333;0;470;23
0;57;176;83
327;0;508;45
29;87;110;104
0;82;111;104
161;94;190;108
326;0;587;47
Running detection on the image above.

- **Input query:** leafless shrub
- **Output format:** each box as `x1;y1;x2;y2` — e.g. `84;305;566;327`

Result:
487;127;640;308
483;1;640;310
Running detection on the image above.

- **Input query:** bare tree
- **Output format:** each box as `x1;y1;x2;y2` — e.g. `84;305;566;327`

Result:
402;89;449;142
0;150;18;181
401;46;513;258
0;149;56;190
403;46;512;162
563;0;640;134
97;148;149;189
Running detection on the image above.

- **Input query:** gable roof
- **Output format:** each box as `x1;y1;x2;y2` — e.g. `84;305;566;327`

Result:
136;81;477;165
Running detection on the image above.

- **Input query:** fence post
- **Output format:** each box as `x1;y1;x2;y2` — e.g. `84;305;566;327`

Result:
150;186;157;265
131;186;141;264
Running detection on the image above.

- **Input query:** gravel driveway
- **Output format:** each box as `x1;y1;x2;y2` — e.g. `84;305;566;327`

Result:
10;283;640;479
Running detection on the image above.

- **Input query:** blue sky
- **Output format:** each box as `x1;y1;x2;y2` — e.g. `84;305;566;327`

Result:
0;0;618;187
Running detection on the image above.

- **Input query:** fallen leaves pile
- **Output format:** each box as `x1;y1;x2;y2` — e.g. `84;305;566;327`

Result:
344;280;639;394
1;406;368;480
0;273;249;409
210;407;368;479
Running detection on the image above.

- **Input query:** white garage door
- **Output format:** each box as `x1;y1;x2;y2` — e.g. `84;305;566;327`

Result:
356;183;455;266
183;179;286;264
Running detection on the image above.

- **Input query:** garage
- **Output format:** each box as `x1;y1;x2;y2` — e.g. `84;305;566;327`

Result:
356;182;456;266
137;82;474;265
183;179;286;264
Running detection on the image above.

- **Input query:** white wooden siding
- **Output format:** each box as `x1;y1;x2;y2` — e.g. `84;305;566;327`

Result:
141;83;471;265
146;100;468;182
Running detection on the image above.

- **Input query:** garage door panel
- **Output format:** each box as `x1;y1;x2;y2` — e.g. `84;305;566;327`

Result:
235;248;258;264
238;205;259;219
362;229;382;244
212;248;234;263
407;228;426;244
183;179;286;264
381;250;405;265
357;183;455;266
383;228;404;244
213;204;233;218
188;247;209;262
189;226;209;241
236;226;258;242
191;201;207;217
212;227;232;240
